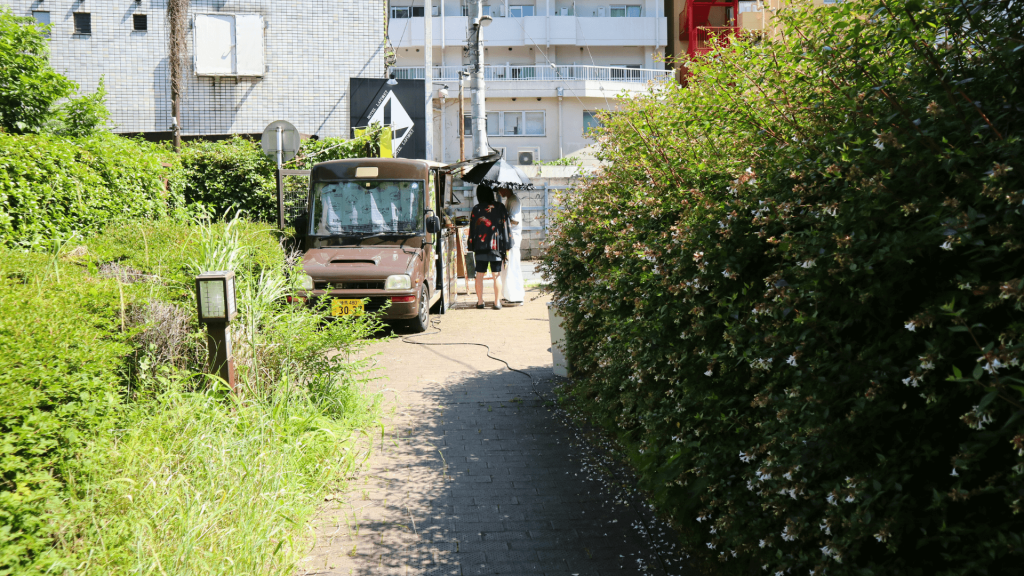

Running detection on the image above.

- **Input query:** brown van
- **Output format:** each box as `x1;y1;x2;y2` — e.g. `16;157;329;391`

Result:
295;158;458;332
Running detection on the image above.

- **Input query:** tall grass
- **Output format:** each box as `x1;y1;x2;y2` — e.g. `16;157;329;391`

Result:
15;217;385;575
61;379;376;576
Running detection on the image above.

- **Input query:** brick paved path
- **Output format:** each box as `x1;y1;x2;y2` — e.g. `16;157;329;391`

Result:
299;290;691;576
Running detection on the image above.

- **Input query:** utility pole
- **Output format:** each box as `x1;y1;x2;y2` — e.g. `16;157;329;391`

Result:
468;0;490;158
458;72;465;161
424;0;433;161
167;0;189;152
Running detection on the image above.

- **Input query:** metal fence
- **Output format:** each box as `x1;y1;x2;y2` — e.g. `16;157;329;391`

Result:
451;183;566;235
393;65;673;84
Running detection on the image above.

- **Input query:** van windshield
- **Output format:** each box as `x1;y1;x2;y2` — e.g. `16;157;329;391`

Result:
310;180;425;236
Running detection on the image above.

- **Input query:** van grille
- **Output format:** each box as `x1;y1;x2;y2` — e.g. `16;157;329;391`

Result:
315;281;385;290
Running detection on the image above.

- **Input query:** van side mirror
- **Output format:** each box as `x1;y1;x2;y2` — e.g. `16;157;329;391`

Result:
426;214;441;234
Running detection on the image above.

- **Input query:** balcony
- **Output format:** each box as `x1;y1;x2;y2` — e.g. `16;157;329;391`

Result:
679;0;740;57
393;65;673;97
388;15;667;48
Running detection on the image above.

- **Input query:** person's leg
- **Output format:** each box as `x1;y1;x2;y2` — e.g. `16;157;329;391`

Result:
493;262;503;307
475;272;484;305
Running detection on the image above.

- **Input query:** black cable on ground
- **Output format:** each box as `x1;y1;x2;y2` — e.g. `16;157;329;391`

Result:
399;313;546;402
399;310;675;576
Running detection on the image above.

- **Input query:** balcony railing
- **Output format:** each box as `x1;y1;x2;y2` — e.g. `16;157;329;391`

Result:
691;26;737;52
392;65;673;84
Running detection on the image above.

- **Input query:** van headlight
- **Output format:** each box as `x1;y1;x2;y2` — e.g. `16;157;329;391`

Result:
385;274;411;291
300;274;314;290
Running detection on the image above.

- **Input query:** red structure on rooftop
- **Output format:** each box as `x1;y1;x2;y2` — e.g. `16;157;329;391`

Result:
680;0;740;58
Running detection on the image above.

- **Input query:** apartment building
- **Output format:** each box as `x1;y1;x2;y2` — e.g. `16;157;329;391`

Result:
2;0;385;138
388;1;671;164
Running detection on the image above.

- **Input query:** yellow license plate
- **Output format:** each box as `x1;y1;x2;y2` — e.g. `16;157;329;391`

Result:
331;299;364;316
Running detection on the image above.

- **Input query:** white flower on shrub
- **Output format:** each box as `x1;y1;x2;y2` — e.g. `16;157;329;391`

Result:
705;369;714;377
960;405;994;430
740;451;756;463
977;355;1004;374
786;354;798;367
747;480;758;491
919;357;935;370
902;374;922;387
709;526;717;534
940;239;954;251
757;469;772;481
783;471;792;480
845;494;856;503
750;357;773;371
826;493;837;506
781;526;796;541
873;138;885;150
799;259;816;268
706;542;716;549
696;515;706;523
819;521;831;535
759;539;766;548
951;468;959;477
904;321;917;332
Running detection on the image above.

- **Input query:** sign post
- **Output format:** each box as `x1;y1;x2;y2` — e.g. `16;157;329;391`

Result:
260;120;301;230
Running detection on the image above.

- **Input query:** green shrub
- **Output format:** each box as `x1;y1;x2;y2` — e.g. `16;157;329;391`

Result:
0;250;128;573
0;7;75;134
544;0;1024;574
176;134;373;222
0;132;180;248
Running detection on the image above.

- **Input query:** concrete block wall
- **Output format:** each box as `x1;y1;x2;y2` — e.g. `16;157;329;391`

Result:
2;0;385;138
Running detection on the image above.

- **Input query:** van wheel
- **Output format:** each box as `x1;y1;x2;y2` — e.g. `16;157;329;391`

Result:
405;284;430;333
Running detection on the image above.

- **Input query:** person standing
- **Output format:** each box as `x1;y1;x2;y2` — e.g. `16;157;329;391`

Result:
468;184;512;309
499;187;525;305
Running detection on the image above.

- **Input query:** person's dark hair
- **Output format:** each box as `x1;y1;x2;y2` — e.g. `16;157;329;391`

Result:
476;184;496;205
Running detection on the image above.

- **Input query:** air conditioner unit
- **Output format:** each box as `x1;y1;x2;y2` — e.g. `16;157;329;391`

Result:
518;148;538;165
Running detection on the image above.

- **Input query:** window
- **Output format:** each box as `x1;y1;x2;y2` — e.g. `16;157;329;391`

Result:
738;1;760;12
486;112;499;136
32;11;49;37
462;4;470;16
482;5;492;16
464;114;473;135
133;14;148;31
611;64;641;80
73;13;91;34
390;7;426;18
194;14;265;76
610;5;642;16
509;5;535;17
583;111;603;135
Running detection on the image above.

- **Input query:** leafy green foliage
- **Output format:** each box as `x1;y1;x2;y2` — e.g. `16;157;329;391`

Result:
543;0;1024;573
175;133;376;222
0;132;181;248
0;220;382;575
0;7;75;134
50;77;112;137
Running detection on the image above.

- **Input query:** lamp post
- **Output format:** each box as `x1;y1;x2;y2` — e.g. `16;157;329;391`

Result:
195;271;238;391
467;0;492;158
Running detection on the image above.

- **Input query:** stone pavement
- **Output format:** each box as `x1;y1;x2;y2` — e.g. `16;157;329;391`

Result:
298;286;692;576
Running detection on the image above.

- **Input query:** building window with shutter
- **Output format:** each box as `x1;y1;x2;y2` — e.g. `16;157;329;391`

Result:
193;14;265;76
74;13;92;34
133;14;148;31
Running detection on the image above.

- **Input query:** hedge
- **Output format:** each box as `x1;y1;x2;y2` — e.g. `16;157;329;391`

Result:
0;132;180;248
176;134;375;222
543;0;1024;574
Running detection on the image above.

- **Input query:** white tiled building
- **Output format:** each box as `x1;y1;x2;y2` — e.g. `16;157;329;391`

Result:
388;0;671;163
2;0;385;138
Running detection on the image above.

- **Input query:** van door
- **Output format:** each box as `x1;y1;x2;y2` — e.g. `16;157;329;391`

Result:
425;169;437;299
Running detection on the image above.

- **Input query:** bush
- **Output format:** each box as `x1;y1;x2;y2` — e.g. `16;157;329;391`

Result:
0;250;128;572
0;132;181;248
0;7;75;133
176;133;374;222
543;0;1024;574
0;219;382;575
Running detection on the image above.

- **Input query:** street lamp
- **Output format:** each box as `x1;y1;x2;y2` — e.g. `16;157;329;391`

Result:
195;271;237;391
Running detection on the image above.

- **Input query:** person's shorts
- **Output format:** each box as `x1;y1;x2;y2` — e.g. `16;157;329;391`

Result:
475;259;502;274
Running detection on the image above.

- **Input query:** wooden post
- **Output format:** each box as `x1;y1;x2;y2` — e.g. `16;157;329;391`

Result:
206;322;236;392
